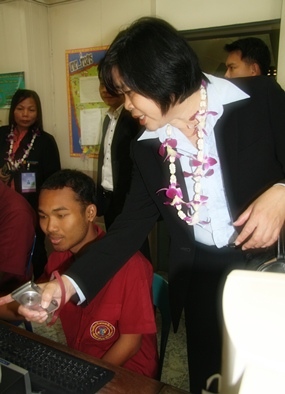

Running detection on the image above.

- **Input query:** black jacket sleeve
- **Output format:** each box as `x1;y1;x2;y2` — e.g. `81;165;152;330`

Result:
65;144;160;302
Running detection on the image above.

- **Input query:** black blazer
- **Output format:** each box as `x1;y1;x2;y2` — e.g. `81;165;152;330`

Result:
66;76;285;330
0;126;61;210
96;108;141;219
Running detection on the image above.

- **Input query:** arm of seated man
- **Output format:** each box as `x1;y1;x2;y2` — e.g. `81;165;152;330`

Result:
101;333;142;366
0;299;25;321
0;271;28;320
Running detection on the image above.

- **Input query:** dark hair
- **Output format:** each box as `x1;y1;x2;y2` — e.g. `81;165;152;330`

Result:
9;89;43;130
97;57;104;80
224;37;271;76
41;169;97;208
101;17;204;114
97;56;122;98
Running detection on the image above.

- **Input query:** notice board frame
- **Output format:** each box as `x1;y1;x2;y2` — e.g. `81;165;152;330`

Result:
65;46;108;158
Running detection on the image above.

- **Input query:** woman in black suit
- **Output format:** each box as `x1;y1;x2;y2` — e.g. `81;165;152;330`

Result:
0;89;61;279
7;18;285;394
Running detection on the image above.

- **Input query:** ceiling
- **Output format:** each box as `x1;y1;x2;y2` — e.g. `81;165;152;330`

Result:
0;0;82;4
38;0;81;3
37;0;81;4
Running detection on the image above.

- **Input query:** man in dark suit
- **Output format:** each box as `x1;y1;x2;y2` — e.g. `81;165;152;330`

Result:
224;37;271;78
96;69;140;230
97;61;151;258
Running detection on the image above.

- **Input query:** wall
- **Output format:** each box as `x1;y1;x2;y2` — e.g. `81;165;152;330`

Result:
156;0;282;30
48;0;155;172
0;0;284;173
0;1;54;134
278;0;285;87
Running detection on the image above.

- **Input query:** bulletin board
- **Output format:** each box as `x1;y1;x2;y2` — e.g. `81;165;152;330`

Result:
66;46;108;157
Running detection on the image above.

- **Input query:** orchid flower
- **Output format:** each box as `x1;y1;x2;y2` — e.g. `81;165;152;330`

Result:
158;138;177;157
156;83;218;226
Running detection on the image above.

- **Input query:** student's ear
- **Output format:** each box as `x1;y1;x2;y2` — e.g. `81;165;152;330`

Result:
86;204;97;222
251;62;261;76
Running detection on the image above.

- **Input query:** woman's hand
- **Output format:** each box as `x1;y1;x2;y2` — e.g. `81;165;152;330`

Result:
234;185;285;249
0;276;76;323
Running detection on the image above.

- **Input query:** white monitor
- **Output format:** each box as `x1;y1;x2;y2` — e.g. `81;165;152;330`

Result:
221;269;285;394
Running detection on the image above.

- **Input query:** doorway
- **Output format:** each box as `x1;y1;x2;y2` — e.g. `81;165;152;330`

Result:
180;19;280;77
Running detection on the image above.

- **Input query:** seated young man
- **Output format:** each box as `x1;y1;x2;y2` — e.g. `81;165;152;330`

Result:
37;169;158;378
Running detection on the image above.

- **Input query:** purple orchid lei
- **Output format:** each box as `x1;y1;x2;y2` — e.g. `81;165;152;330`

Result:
157;82;218;226
5;125;39;170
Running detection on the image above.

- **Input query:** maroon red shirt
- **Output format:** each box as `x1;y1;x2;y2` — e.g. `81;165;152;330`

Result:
42;224;158;378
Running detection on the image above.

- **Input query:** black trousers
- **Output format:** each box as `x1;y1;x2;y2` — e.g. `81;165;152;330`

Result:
184;243;251;394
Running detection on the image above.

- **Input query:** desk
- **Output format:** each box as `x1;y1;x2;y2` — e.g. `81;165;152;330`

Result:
2;322;189;394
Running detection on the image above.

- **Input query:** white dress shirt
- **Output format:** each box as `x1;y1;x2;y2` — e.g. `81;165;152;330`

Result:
101;104;124;191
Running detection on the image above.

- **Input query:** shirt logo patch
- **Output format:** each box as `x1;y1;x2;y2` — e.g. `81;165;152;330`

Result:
90;321;115;341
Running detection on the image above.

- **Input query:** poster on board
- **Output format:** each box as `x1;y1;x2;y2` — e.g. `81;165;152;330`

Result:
66;46;108;157
0;72;25;108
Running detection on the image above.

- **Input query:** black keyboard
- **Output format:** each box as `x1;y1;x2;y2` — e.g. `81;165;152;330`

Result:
0;321;114;394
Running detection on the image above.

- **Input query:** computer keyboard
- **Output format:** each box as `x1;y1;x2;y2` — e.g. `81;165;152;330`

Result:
0;320;114;394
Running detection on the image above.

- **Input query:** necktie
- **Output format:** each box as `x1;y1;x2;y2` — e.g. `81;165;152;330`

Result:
102;114;110;138
97;114;110;187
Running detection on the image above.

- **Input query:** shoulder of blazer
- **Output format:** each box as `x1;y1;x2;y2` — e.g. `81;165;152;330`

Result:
118;108;141;132
0;125;10;135
0;126;10;163
34;130;59;150
228;75;285;96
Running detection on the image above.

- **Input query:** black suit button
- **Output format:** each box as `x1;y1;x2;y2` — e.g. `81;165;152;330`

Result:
180;247;191;252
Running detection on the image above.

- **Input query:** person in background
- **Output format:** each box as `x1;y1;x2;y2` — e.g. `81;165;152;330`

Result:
97;59;151;258
2;17;285;394
0;89;61;279
97;58;140;229
37;169;158;378
224;37;271;78
0;180;36;320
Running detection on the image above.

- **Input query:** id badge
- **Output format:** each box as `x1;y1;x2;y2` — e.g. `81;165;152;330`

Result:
21;172;36;193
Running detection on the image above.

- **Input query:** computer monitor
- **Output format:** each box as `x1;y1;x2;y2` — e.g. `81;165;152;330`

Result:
0;358;32;394
221;269;285;394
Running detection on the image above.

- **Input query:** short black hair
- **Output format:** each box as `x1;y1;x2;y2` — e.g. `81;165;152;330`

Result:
41;169;97;208
9;89;43;130
97;55;122;98
101;17;205;115
224;37;271;76
97;56;104;80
